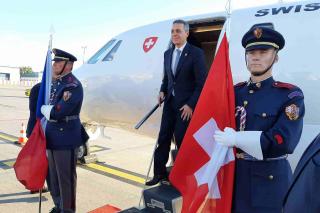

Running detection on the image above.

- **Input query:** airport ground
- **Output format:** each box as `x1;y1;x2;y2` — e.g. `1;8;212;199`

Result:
0;85;160;212
0;84;312;213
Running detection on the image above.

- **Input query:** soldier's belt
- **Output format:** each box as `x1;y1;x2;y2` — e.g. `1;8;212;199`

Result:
49;115;79;123
236;152;288;161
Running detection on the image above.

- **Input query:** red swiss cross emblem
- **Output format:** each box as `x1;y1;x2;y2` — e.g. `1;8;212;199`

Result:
143;37;158;53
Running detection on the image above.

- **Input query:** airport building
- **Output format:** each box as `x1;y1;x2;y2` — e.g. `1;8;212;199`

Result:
0;66;41;86
0;66;20;82
20;72;42;83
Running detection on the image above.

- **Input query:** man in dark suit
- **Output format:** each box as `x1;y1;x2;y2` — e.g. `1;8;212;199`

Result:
41;48;88;213
283;133;320;213
26;82;41;138
146;19;207;186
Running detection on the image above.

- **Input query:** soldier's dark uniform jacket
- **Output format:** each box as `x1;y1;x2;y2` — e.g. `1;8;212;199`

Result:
46;72;86;149
232;25;305;213
233;78;305;212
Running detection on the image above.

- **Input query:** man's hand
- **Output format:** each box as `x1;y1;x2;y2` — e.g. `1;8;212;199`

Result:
180;104;193;121
214;128;263;160
158;92;165;106
214;127;236;147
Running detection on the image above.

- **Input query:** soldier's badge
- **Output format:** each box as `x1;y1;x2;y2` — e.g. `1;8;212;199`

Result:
285;104;299;120
63;91;72;102
254;28;263;39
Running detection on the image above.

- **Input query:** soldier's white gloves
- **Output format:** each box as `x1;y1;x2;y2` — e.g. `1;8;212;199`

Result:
41;105;53;120
214;127;263;160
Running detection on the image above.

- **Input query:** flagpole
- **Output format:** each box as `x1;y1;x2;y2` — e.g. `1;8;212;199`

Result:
49;25;55;51
38;189;42;213
45;27;53;106
39;26;54;213
138;139;159;208
225;0;232;37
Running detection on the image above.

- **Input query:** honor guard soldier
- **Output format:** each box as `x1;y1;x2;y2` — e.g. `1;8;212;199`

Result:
41;48;88;213
214;25;305;212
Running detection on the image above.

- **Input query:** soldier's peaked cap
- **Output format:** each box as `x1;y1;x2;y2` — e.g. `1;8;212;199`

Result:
242;25;285;51
52;48;77;62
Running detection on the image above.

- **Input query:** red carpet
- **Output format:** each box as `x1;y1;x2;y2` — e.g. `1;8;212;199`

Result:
88;204;121;213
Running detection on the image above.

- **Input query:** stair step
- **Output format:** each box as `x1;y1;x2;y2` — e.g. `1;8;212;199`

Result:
118;207;147;212
143;184;182;213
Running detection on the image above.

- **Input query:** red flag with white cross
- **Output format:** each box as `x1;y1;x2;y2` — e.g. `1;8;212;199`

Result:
169;33;235;212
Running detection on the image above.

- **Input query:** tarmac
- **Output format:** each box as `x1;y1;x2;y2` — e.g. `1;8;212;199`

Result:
0;85;162;212
0;84;313;213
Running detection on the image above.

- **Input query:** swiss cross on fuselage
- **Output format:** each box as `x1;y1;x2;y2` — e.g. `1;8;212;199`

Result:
143;37;158;53
145;39;154;48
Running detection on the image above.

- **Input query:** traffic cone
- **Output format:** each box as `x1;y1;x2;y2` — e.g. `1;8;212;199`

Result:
18;123;27;145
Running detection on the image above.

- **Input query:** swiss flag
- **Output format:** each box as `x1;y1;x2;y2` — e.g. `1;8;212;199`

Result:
169;33;235;212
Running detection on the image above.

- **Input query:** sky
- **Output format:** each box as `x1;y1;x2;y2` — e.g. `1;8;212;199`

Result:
0;0;301;71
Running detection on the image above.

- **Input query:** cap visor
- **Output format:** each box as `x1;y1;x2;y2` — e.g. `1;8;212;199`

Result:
246;44;277;51
52;58;67;62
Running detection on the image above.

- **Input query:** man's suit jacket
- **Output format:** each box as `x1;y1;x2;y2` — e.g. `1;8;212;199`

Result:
283;133;320;213
160;43;207;109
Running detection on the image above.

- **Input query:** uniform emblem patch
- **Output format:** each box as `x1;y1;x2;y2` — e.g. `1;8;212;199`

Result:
288;91;304;99
56;104;61;112
68;76;73;82
285;104;299;120
254;28;263;39
63;91;72;101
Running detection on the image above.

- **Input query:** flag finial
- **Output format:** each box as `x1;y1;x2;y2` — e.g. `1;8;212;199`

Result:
49;25;55;50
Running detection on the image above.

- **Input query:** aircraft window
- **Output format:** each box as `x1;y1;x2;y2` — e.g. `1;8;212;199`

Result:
102;40;122;61
87;39;116;64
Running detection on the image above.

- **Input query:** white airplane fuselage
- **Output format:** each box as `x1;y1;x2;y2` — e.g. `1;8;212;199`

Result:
75;1;320;169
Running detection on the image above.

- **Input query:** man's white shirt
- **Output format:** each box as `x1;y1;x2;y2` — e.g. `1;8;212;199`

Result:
171;42;187;72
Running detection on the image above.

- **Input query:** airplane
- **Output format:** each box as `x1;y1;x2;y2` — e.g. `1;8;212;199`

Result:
74;0;320;170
